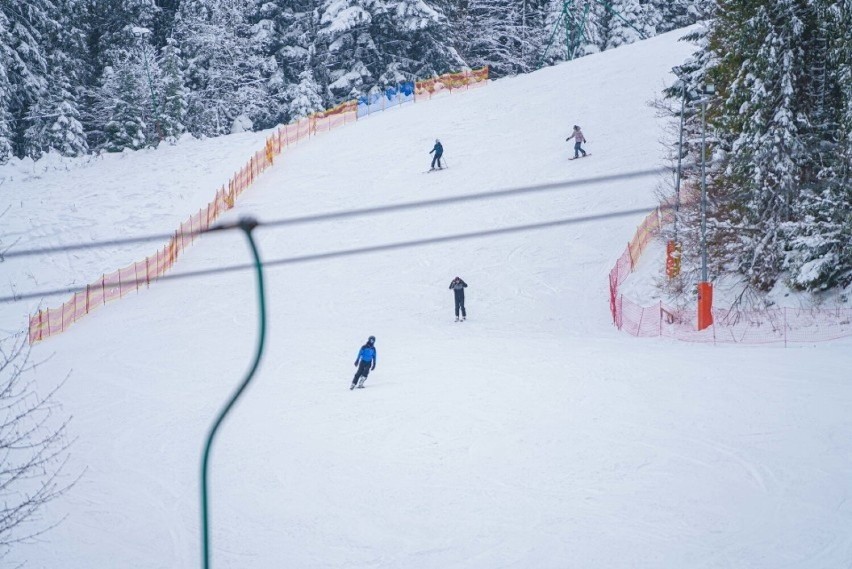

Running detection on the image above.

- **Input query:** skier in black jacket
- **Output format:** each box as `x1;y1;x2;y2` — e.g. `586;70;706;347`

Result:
449;276;467;322
429;139;444;170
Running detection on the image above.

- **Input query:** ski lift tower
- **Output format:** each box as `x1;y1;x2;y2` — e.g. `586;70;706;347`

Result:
537;0;648;67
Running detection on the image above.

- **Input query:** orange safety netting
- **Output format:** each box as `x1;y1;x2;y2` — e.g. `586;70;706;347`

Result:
320;100;358;117
415;66;489;99
28;114;344;344
608;200;852;344
29;71;489;344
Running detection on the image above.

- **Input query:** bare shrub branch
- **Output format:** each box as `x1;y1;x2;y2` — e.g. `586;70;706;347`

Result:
0;334;77;561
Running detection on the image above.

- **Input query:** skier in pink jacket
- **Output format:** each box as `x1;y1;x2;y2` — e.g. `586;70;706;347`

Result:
566;125;587;158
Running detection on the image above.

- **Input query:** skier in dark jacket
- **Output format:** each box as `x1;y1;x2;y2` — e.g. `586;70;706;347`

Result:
350;335;377;389
429;139;444;170
449;276;467;322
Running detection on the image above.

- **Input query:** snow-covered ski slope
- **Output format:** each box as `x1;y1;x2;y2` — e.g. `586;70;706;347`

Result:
10;29;852;569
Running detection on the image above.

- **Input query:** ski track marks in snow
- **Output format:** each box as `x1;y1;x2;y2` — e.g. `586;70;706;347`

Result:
7;28;852;569
0;131;272;333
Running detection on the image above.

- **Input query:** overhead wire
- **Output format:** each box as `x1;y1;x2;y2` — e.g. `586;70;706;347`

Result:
3;164;678;261
0;203;672;303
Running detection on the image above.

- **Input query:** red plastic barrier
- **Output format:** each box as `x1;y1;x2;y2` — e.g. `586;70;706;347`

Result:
608;203;852;344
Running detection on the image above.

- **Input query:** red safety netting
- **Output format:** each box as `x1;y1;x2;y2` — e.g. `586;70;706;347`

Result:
608;203;852;344
615;297;852;344
29;70;489;344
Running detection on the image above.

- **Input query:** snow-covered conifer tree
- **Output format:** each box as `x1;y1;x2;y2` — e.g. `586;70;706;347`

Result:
23;0;88;158
156;38;188;141
714;0;809;289
605;0;657;50
99;56;149;152
259;0;324;122
451;0;548;77
288;68;325;119
651;0;709;33
175;0;272;136
0;10;15;162
784;0;852;290
1;0;55;158
663;0;851;294
79;0;160;149
315;0;461;101
380;0;463;81
26;55;88;158
315;0;377;100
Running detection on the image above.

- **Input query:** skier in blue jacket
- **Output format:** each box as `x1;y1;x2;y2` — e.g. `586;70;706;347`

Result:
351;336;377;389
429;139;444;170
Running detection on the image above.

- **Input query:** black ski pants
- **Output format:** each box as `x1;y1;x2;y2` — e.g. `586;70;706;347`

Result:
352;360;372;385
431;153;443;169
454;295;466;318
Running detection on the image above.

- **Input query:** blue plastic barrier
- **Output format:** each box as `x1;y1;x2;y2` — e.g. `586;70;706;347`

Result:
357;82;415;118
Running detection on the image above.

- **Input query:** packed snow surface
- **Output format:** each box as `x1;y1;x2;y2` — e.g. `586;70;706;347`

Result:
3;28;851;568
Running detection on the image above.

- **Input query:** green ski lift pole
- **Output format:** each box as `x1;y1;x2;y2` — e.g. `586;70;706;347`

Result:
538;0;648;68
200;218;267;569
537;6;567;69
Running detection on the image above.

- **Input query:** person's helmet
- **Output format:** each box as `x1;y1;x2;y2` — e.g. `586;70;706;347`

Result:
436;139;440;144
367;335;376;344
573;125;579;129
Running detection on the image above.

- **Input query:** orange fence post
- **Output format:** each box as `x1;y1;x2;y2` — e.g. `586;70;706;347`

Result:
697;281;713;331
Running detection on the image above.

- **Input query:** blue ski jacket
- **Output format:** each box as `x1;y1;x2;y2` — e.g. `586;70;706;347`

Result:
355;345;377;365
430;142;443;157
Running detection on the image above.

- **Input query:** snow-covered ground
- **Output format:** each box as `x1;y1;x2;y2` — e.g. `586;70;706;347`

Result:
0;130;272;333
3;28;852;569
